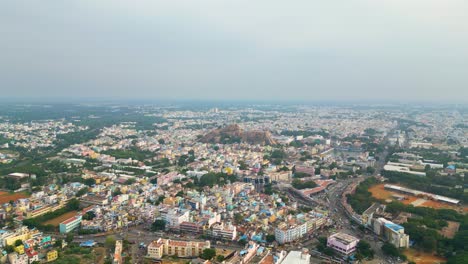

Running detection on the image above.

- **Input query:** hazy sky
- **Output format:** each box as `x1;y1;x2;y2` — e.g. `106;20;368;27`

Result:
1;0;467;102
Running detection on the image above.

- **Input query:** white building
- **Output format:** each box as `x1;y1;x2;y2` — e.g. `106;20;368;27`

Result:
275;222;307;244
327;232;359;256
282;249;310;264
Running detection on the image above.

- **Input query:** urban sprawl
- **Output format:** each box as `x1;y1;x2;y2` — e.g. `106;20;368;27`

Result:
0;103;466;264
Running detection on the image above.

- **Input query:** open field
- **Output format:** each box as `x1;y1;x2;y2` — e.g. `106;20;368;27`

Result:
439;221;460;239
368;184;417;205
0;191;30;203
43;211;78;226
404;249;446;264
368;184;466;212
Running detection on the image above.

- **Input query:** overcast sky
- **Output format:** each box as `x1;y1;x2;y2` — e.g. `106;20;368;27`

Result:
1;0;467;102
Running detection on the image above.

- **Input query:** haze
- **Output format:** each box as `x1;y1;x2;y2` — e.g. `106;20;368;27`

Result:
1;0;468;102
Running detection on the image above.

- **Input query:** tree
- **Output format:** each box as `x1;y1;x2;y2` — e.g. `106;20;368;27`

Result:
158;139;165;145
151;219;166;231
381;242;399;257
14;239;23;247
216;255;225;262
82;211;96;220
66;198;80;211
292;179;317;189
76;187;88;197
84;178;96;187
234;213;244;225
323;247;335;256
105;235;116;249
366;166;376;174
356;240;374;259
266;234;276;243
124;178;136;185
65;233;74;243
4;245;15;253
200;248;216;260
421;236;437;252
54;239;63;248
329;162;338;170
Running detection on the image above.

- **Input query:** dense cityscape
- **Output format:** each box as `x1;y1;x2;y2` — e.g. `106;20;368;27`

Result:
0;103;465;264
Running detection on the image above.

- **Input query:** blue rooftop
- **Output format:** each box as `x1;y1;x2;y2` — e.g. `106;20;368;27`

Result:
385;223;404;232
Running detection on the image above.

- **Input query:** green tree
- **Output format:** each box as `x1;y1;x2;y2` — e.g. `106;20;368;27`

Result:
381;242;399;257
366;166;376;174
65;233;74;243
4;245;15;253
54;239;63;248
421;236;437;252
151;219;166;231
266;234;276;243
84;178;96;187
82;211;96;220
76;187;89;197
356;240;374;259
66;198;80;211
105;235;116;249
14;239;23;247
234;213;244;225
200;248;216;260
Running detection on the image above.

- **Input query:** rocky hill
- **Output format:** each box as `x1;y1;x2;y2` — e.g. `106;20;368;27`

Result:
199;124;276;145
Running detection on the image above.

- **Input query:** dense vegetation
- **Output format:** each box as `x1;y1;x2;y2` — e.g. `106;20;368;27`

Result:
291;179;318;189
196;172;239;187
347;177;468;263
346;177;378;214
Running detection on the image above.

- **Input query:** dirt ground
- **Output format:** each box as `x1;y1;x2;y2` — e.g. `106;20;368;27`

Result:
43;211;78;226
368;184;417;205
404;249;446;264
368;184;467;212
94;247;107;264
0;191;30;203
438;221;460;239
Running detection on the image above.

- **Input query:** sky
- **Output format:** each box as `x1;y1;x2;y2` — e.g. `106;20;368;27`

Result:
1;0;467;103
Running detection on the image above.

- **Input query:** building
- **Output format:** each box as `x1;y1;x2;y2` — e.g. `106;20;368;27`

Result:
80;195;109;206
275;222;307;244
327;232;359;256
281;249;310;264
3;227;40;247
59;215;82;233
180;221;203;234
373;218;409;248
47;250;58;262
147;238;210;259
7;252;28;264
160;208;189;228
274;212;327;244
205;222;237;241
383;164;426;176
